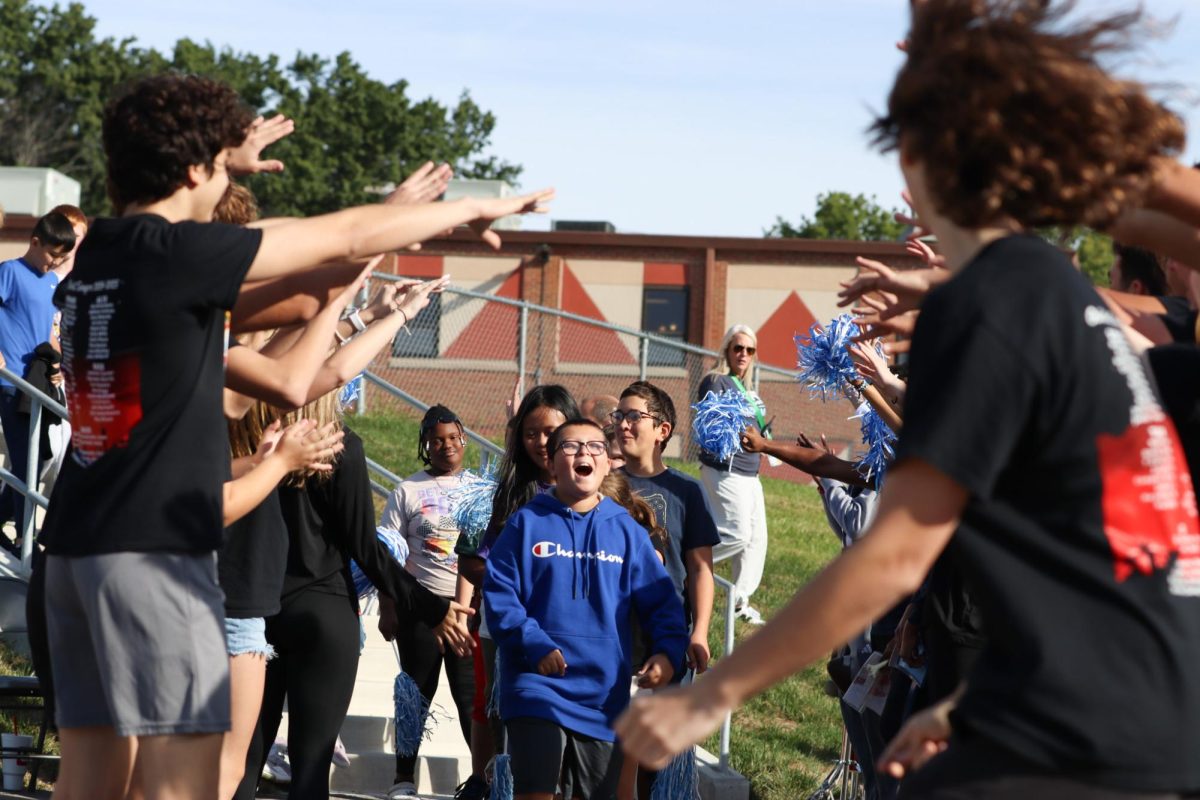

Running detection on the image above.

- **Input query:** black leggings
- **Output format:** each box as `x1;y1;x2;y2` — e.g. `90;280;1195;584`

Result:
235;589;361;800
393;613;475;780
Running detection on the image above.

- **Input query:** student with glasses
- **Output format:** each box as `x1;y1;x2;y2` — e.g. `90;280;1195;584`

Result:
695;324;771;625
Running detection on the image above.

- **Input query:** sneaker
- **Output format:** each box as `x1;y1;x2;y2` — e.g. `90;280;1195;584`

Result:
261;742;291;784
454;773;489;800
735;603;766;626
387;781;419;799
331;735;350;768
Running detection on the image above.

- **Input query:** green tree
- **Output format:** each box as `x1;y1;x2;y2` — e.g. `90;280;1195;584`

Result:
1043;227;1113;285
0;0;521;215
766;191;906;241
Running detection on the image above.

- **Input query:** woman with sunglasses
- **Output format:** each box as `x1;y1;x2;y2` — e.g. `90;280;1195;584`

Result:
696;324;770;625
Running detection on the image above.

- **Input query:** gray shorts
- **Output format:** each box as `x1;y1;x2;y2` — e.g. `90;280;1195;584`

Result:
45;552;231;736
506;716;622;800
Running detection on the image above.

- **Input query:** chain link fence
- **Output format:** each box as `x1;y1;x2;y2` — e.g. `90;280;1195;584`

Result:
361;277;865;471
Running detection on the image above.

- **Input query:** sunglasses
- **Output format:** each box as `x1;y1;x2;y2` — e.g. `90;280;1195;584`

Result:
732;344;757;356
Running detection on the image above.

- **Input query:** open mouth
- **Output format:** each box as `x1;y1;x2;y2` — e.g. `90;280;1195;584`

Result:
573;462;594;477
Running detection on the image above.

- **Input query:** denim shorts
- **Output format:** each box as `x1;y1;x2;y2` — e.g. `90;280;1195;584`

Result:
224;616;276;659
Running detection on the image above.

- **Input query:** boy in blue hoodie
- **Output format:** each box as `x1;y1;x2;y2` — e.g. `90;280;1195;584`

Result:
484;418;688;800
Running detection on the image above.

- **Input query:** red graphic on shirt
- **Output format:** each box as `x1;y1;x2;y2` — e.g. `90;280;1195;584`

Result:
1096;419;1200;588
66;353;143;466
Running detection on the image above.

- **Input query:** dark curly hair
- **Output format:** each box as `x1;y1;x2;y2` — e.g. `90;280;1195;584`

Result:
872;0;1185;231
103;74;254;211
620;380;677;447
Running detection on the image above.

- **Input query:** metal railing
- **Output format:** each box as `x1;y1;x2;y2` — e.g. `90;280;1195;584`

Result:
0;366;68;567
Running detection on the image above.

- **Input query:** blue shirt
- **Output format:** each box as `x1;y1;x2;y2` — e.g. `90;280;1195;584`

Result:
0;258;59;388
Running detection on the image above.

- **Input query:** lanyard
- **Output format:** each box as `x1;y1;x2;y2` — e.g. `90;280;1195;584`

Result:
729;374;767;432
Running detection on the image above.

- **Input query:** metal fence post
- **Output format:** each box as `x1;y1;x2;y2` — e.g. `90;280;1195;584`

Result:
20;399;42;565
638;336;648;382
518;305;528;398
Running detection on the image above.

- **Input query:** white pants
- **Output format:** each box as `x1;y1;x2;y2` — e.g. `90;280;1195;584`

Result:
700;464;768;608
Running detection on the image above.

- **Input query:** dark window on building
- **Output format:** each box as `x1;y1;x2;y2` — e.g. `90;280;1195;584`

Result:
642;287;688;366
391;283;440;358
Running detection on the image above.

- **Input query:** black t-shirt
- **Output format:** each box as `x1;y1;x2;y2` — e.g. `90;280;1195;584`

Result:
277;429;449;628
220;489;288;618
40;215;261;555
1148;344;1200;485
1156;294;1197;344
897;235;1200;790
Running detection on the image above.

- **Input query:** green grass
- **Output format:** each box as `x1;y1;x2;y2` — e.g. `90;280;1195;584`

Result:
352;411;844;799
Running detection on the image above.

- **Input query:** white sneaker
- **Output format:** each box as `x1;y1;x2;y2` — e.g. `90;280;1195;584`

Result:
735;603;766;626
388;780;419;799
331;735;351;768
261;741;292;784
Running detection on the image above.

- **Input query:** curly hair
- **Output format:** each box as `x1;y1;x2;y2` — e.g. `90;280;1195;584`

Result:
103;74;254;211
620;380;678;447
872;0;1185;230
213;182;260;225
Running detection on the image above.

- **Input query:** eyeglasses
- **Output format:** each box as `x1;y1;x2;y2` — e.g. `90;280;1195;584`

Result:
556;440;608;456
732;344;756;356
609;410;662;426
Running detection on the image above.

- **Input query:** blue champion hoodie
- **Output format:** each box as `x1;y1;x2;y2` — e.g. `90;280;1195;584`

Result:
483;492;688;741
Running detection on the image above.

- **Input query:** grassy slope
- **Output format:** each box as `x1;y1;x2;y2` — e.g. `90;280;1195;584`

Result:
351;411;843;800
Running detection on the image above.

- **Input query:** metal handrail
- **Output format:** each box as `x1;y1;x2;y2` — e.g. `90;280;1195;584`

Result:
0;366;68;565
713;573;736;770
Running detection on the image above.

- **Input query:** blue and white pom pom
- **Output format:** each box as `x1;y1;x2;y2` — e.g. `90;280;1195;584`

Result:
393;669;432;757
795;314;863;401
349;527;410;598
650;746;700;800
852;403;897;488
691;389;755;465
491;753;514;800
338;373;364;411
447;459;499;547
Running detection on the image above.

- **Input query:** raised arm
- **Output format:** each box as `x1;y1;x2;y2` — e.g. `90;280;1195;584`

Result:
741;429;871;487
615;458;965;768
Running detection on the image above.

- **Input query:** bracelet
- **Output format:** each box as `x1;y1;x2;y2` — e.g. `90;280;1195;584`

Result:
334;328;350;346
347;309;367;333
398;307;412;337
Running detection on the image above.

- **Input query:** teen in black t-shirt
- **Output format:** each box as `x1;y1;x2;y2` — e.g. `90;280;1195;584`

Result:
41;74;551;800
615;4;1200;796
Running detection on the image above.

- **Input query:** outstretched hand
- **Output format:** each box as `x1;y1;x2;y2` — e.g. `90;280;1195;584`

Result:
387;162;454;206
878;696;955;778
433;601;475;656
839;257;942;313
229;114;295;175
468;189;555;250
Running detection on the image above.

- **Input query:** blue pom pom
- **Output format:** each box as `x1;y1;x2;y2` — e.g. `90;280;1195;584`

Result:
795;315;863;401
393;669;431;757
851;403;897;488
692;389;755;464
490;753;514;800
650;746;700;800
349;527;410;598
448;460;500;545
338;373;363;411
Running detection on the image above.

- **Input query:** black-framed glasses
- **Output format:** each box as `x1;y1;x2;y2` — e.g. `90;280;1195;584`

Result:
556;440;608;456
609;410;662;425
732;344;756;356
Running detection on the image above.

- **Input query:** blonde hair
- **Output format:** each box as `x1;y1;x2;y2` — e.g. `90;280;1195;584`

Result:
229;390;344;485
710;324;757;377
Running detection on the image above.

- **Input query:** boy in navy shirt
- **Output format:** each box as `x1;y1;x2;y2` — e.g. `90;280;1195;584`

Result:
614;380;719;673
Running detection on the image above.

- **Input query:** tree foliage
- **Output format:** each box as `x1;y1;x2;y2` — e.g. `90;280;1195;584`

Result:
766;191;906;241
0;0;521;215
1044;227;1113;286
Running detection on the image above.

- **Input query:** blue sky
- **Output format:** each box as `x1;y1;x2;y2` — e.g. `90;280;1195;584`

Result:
83;0;1200;236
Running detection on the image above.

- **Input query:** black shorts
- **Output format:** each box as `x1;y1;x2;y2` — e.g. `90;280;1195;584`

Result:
898;737;1187;800
506;716;622;800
